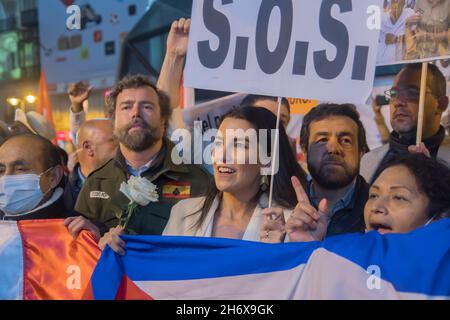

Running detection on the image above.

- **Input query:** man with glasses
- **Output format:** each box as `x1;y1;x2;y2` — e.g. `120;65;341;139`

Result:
361;63;450;183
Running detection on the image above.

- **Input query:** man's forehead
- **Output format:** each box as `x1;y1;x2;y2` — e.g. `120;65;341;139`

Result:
395;68;435;89
117;87;158;101
310;116;358;133
0;137;44;165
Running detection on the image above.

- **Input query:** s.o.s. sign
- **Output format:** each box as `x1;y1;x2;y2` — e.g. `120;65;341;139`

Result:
185;0;383;104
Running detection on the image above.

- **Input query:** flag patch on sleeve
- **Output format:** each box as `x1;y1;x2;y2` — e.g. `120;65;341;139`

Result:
162;182;191;199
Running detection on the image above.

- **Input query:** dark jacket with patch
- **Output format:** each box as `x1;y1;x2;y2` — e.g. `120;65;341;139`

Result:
75;138;211;235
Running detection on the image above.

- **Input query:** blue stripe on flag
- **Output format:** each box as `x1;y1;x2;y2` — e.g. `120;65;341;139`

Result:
321;219;450;297
90;219;450;299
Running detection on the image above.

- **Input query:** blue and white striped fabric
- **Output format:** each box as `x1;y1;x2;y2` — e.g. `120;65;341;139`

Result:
90;219;450;300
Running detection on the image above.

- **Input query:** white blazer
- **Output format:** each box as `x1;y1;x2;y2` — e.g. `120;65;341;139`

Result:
163;194;292;242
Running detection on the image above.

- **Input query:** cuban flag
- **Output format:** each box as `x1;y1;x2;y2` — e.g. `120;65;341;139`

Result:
0;220;100;300
87;219;450;300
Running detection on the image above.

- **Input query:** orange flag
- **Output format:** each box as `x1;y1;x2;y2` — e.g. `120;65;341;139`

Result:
0;219;101;300
36;70;55;127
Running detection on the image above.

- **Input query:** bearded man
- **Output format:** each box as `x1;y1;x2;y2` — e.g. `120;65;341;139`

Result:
75;75;210;235
299;104;370;237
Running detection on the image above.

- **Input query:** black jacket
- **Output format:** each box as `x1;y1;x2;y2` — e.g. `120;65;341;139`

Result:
322;175;369;237
63;163;84;211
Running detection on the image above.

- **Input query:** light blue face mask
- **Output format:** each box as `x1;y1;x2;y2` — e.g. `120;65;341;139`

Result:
0;168;53;216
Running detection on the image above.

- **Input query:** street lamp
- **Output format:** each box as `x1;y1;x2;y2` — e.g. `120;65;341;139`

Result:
25;95;37;104
6;95;37;110
6;97;22;107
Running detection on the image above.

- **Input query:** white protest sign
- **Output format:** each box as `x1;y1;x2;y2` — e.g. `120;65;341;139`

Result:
185;0;383;104
182;93;246;132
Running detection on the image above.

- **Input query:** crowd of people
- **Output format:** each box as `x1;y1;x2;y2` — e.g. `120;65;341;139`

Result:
0;18;449;258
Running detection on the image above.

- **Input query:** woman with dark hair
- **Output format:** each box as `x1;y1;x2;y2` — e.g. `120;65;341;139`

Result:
163;106;308;241
364;153;450;234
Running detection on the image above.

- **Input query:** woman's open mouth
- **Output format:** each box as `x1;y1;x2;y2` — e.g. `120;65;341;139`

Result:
370;223;393;235
217;166;237;174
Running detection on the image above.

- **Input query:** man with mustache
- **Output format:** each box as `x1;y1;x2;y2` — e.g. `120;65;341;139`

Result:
361;63;450;183
74;74;210;236
292;104;370;237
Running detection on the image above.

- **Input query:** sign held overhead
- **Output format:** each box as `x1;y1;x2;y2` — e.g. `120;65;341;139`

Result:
186;0;384;104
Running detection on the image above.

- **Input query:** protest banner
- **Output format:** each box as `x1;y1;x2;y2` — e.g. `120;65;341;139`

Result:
182;93;245;132
185;0;383;105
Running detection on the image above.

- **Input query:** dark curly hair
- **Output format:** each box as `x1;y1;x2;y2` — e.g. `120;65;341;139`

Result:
106;74;172;130
373;154;450;219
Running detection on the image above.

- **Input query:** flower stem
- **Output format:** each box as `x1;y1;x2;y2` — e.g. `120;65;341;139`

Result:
122;201;138;230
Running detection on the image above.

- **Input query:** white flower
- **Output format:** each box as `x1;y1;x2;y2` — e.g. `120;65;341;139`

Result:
119;176;158;206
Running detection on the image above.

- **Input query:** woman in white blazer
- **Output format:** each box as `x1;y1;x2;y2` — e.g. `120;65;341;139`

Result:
163;107;308;242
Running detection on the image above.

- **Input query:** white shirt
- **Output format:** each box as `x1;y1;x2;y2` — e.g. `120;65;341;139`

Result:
377;8;415;64
163;194;292;242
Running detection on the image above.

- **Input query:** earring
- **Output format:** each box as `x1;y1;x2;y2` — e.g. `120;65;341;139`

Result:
260;175;269;192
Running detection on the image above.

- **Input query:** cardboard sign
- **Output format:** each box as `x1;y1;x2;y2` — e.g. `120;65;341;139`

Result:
185;0;383;104
288;98;319;115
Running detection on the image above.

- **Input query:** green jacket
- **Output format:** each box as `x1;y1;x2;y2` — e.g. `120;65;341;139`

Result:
75;139;211;235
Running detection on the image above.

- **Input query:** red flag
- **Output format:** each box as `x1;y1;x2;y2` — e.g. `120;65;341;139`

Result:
36;70;55;127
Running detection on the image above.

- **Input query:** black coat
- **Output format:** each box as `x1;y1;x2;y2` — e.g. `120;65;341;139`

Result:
323;175;369;237
63;164;84;211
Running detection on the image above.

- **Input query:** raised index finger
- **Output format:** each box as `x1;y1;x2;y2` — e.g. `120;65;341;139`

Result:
291;176;310;204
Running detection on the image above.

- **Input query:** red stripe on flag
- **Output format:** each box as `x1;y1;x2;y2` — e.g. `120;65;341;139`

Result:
115;275;154;300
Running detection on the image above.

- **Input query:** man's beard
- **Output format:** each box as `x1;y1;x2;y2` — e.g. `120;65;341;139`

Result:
308;154;358;189
115;120;162;152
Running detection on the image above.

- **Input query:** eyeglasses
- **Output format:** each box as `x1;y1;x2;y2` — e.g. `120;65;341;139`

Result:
384;87;434;102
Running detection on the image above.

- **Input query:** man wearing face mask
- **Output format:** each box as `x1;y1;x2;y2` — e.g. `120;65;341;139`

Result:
0;134;78;220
